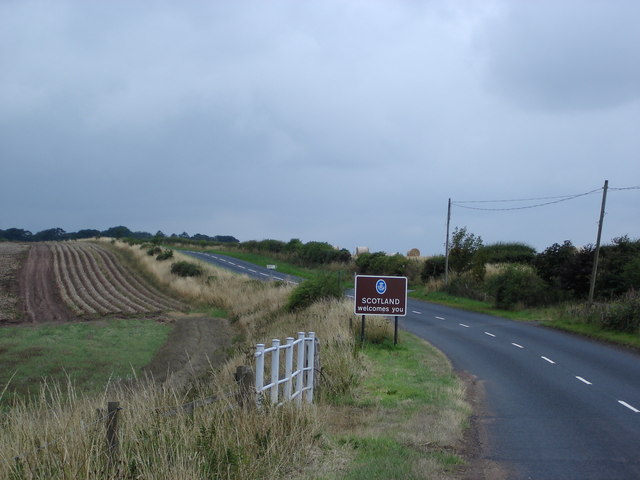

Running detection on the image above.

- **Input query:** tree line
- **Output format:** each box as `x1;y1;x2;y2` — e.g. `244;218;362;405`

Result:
0;226;239;244
421;227;640;308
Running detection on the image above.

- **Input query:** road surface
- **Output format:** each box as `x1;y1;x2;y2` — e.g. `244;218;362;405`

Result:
399;297;640;479
181;250;301;284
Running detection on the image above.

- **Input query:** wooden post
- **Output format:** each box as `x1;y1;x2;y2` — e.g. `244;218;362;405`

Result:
360;315;366;343
588;179;609;304
106;401;120;468
235;365;255;408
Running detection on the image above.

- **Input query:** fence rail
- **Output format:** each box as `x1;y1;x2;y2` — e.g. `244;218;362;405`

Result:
255;332;317;405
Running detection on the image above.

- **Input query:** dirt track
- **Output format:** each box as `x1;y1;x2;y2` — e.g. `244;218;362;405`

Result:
142;314;234;390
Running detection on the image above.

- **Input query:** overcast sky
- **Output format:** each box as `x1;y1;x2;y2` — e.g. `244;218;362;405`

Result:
1;0;638;255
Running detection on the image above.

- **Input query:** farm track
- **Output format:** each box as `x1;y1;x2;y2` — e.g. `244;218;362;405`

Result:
49;242;184;318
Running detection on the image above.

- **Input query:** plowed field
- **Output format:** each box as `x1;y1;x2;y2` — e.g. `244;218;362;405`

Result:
18;242;184;322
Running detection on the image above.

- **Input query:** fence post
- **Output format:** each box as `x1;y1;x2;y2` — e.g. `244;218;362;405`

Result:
313;335;321;391
284;337;294;401
255;343;265;404
270;339;280;404
235;365;255;409
106;401;120;468
305;332;316;403
295;332;305;405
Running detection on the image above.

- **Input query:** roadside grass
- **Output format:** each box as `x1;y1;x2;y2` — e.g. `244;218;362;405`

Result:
412;290;640;350
0;319;172;406
316;331;470;480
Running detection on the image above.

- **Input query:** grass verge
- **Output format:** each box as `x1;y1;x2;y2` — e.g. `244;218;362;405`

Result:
315;332;470;480
0;319;172;406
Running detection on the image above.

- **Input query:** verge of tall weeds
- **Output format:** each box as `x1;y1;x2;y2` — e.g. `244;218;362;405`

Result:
2;240;364;479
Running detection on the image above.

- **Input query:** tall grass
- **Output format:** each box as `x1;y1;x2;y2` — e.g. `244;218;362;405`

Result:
0;239;362;479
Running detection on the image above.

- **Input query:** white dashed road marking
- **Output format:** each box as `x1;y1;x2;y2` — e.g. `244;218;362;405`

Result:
435;316;445;320
512;343;524;349
484;332;496;337
459;323;470;328
618;401;640;413
412;310;422;314
576;376;592;385
541;356;556;364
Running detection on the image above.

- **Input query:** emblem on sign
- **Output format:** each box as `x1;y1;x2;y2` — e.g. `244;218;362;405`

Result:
376;279;387;294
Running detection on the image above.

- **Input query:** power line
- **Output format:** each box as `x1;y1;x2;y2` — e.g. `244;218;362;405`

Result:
452;188;602;211
609;186;640;191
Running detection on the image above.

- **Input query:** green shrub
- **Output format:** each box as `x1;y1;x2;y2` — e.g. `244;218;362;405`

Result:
286;273;342;312
156;249;174;261
147;246;162;256
599;291;640;333
442;272;486;301
421;255;446;282
485;265;548;310
478;242;536;264
170;261;203;277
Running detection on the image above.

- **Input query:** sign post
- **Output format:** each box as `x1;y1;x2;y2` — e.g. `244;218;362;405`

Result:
354;275;408;344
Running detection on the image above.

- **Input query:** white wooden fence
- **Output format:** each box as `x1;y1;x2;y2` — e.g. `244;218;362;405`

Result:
255;332;316;405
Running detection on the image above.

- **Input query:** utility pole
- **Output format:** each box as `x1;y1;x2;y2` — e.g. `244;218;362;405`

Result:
444;198;451;285
588;180;608;304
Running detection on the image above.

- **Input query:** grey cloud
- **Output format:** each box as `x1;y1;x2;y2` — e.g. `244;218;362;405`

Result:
477;0;640;111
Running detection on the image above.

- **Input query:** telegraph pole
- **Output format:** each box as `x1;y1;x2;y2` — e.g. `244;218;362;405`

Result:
444;198;451;285
588;180;608;304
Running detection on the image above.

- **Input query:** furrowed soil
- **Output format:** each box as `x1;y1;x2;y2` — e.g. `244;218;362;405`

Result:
19;244;73;322
2;241;234;390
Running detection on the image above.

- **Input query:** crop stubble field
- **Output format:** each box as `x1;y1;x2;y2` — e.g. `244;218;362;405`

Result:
9;241;184;323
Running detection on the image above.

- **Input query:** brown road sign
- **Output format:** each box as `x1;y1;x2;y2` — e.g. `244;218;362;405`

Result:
354;275;407;316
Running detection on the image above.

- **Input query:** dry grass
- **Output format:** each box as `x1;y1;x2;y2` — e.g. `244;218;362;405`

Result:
0;239;362;479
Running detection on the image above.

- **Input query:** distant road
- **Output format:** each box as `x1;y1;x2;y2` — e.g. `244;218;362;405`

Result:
181;250;302;285
181;254;640;478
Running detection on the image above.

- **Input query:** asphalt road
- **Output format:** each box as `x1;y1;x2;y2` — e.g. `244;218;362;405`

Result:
400;297;640;480
181;253;640;478
181;250;302;284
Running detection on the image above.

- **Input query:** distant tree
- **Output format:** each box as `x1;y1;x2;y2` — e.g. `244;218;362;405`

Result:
131;231;152;239
101;226;132;238
285;238;303;254
2;228;33;242
73;229;101;239
214;235;239;243
448;227;483;274
33;228;67;242
179;232;190;239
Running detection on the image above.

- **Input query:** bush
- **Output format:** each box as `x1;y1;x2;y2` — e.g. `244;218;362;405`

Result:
442;272;486;301
599;291;640;333
478;242;536;264
286;273;342;312
170;261;203;277
146;246;162;256
421;255;446;282
485;265;548;310
156;249;174;261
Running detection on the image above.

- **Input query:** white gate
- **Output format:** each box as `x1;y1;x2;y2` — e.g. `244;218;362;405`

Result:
254;332;316;405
